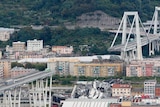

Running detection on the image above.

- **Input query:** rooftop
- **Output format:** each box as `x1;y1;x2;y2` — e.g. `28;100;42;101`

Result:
112;84;131;88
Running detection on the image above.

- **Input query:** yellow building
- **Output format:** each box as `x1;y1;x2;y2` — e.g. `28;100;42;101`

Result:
131;88;144;96
0;60;11;78
48;57;79;76
121;101;131;107
73;62;123;77
47;55;123;77
12;41;25;52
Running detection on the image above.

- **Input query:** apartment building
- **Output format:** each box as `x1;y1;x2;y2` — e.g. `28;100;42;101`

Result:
73;62;123;77
47;57;79;76
126;59;160;77
112;84;132;97
12;41;25;52
131;88;144;96
27;39;43;51
11;67;38;78
47;55;123;77
0;65;3;79
144;79;157;97
0;60;11;78
0;28;14;41
52;46;73;55
155;84;160;97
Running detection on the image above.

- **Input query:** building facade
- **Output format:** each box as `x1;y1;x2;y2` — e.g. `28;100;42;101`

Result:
47;57;79;76
11;67;38;78
112;84;132;97
47;55;123;77
52;46;73;55
144;79;157;97
131;88;144;96
73;62;123;77
155;84;160;97
126;59;160;77
0;60;11;78
0;65;3;79
12;41;25;52
27;39;43;51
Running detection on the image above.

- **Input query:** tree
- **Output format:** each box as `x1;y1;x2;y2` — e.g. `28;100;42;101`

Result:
24;62;34;69
34;63;47;71
11;62;24;68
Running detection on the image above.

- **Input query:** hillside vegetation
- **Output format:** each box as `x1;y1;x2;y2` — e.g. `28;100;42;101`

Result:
0;0;159;26
0;0;159;56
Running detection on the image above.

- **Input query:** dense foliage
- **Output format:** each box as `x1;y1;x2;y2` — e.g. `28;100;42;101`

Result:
8;27;115;55
52;75;160;87
11;62;47;71
0;0;159;26
0;0;158;56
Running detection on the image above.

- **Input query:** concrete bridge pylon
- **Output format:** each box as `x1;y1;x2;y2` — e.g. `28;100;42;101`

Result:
110;12;143;61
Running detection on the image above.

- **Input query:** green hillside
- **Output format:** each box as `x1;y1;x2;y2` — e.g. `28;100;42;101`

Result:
0;0;159;27
0;0;159;56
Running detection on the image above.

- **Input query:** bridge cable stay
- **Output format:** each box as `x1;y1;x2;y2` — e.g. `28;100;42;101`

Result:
124;15;136;52
110;14;126;48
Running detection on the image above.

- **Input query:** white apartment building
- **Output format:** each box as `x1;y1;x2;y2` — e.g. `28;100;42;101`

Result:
27;39;43;51
144;79;157;97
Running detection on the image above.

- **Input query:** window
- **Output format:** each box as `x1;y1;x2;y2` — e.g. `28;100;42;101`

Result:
107;67;115;76
93;66;100;77
78;67;85;75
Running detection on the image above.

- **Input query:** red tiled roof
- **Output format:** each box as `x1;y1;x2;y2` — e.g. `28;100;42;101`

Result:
112;84;131;88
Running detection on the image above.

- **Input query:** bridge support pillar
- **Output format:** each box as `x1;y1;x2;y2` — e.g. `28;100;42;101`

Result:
110;12;143;61
0;88;21;107
29;76;52;107
149;42;155;56
149;7;160;56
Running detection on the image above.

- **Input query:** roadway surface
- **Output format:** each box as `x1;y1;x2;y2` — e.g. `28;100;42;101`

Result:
108;30;160;52
0;71;54;93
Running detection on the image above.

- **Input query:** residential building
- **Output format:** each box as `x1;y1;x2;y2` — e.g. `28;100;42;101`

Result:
5;45;13;54
73;62;123;77
0;60;11;78
48;57;79;76
0;51;2;59
126;59;160;77
144;79;157;97
22;51;43;59
0;65;3;79
12;41;25;52
112;84;132;97
0;28;14;41
27;39;43;51
131;88;144;96
155;84;160;97
11;67;38;78
47;55;123;76
52;46;73;55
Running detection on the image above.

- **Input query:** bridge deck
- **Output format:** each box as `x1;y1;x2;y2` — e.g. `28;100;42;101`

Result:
108;33;160;52
0;71;54;92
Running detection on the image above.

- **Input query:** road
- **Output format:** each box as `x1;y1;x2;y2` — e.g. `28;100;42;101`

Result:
0;71;54;93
